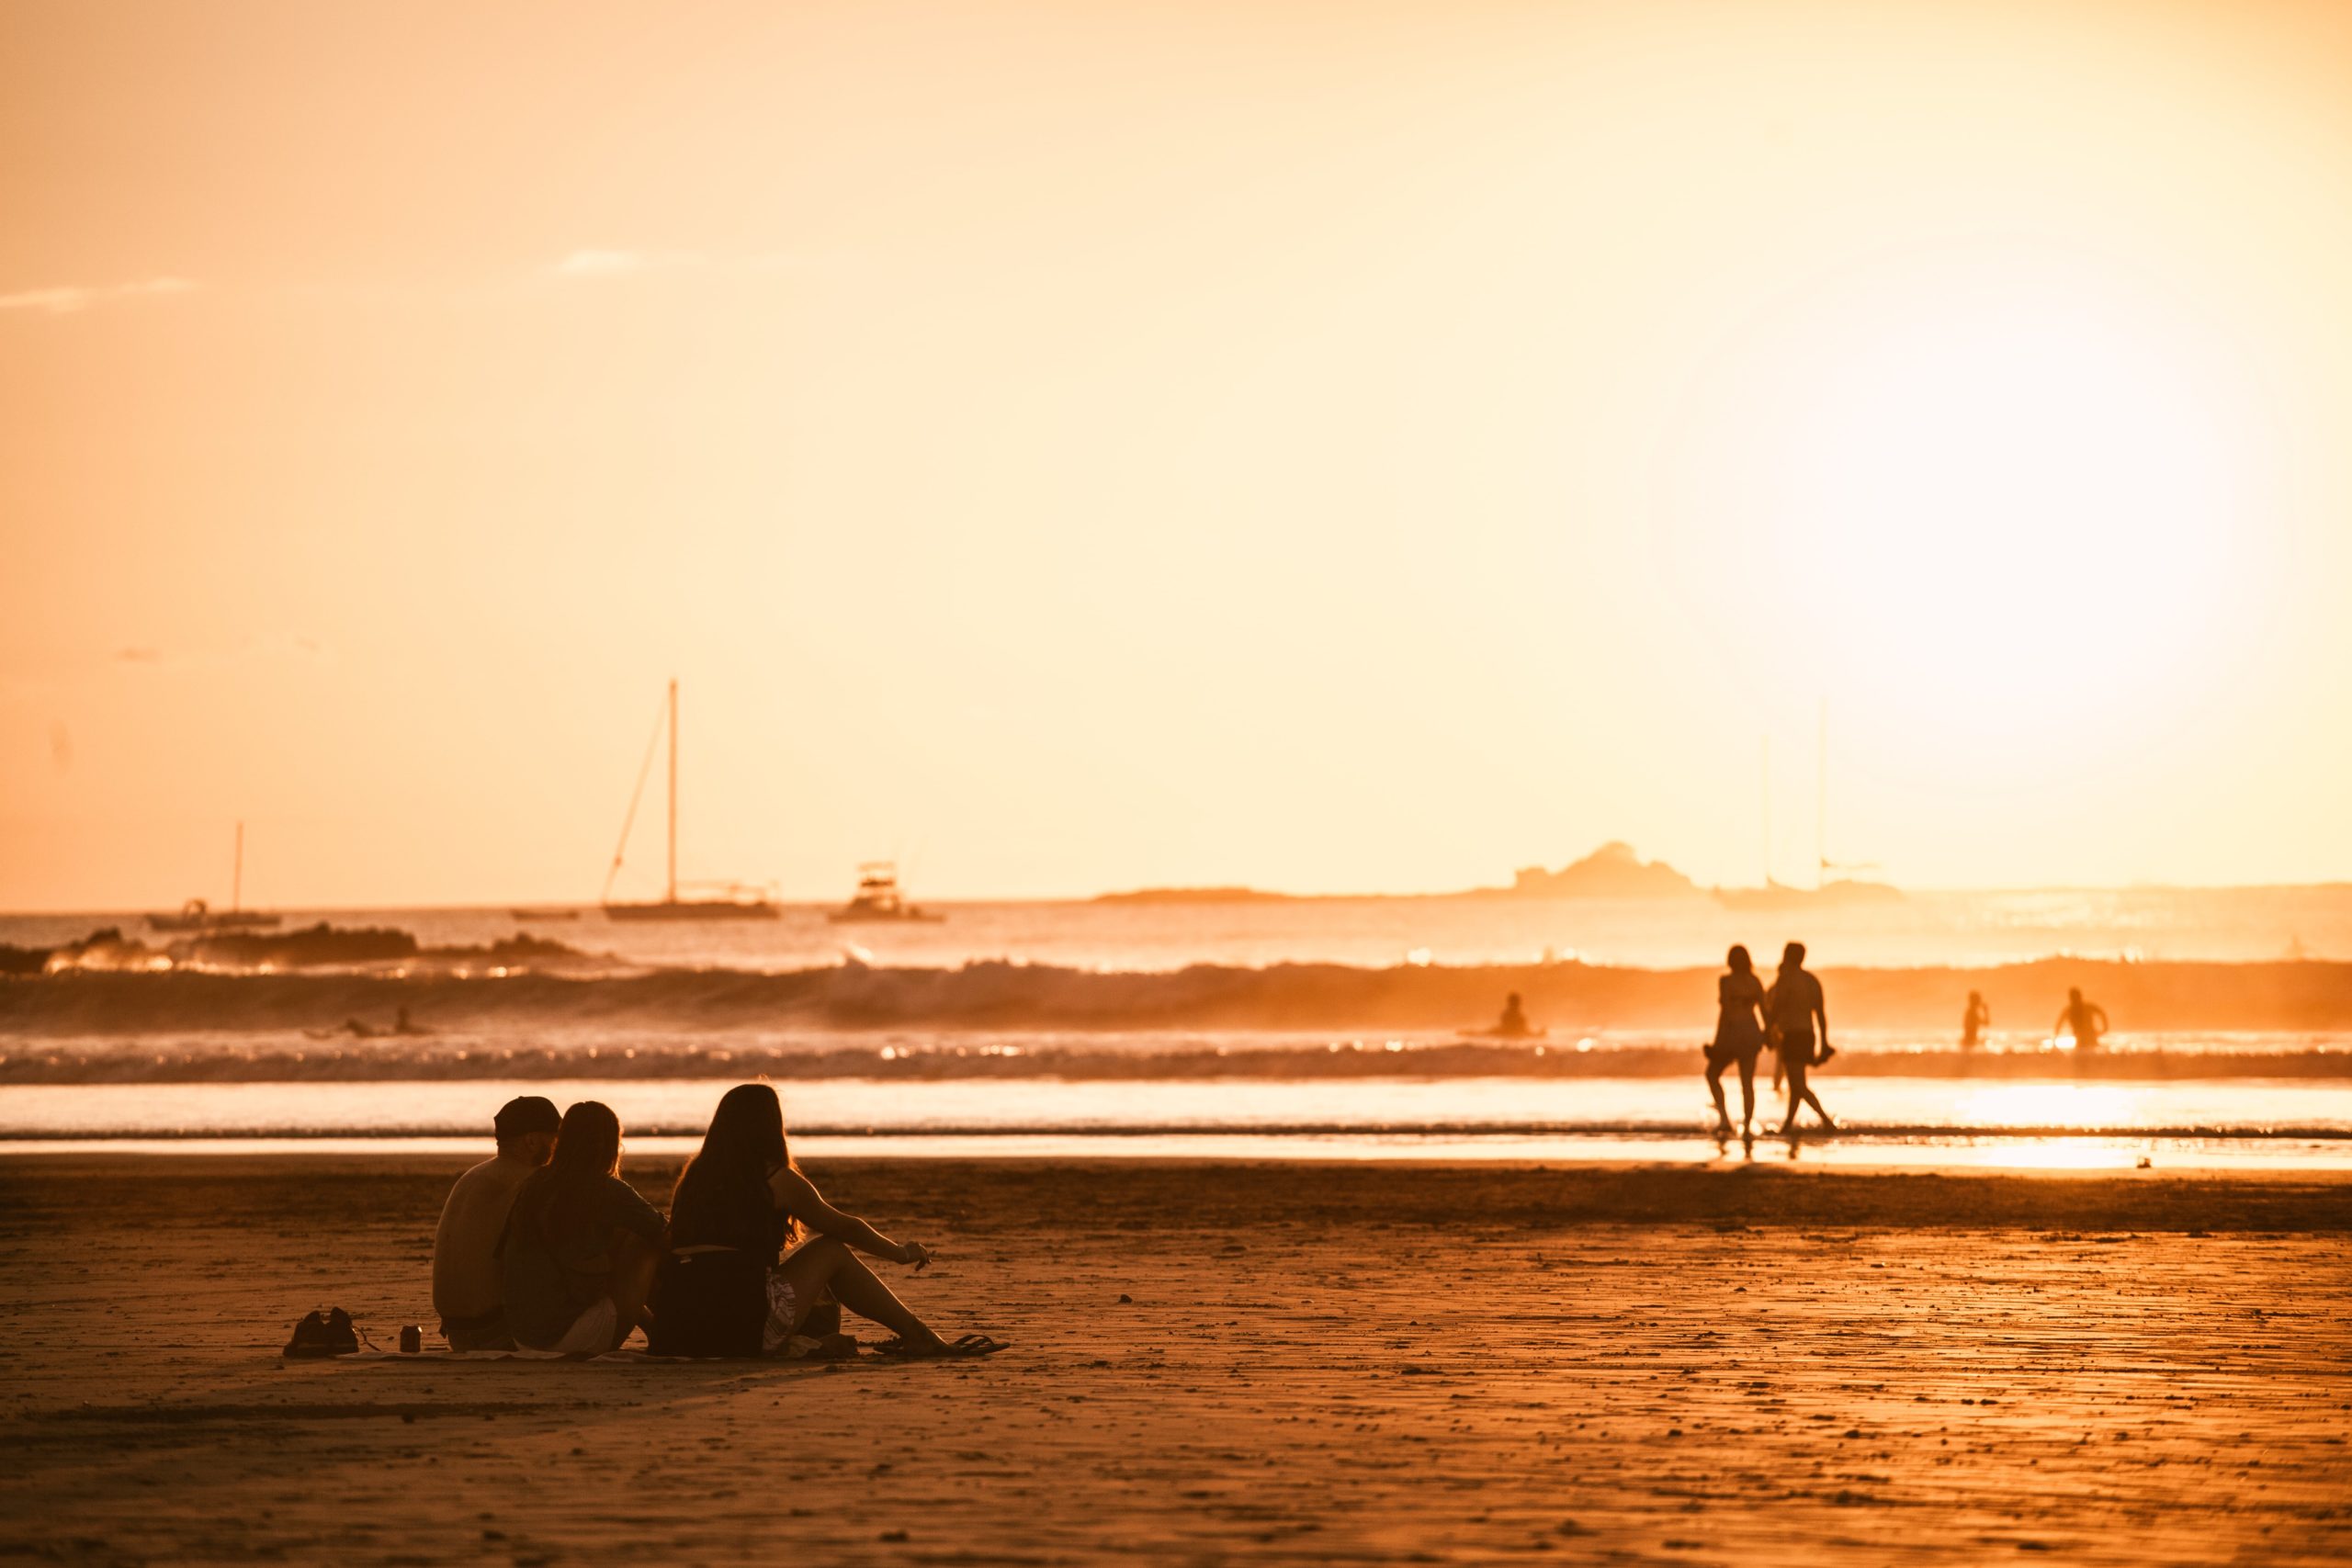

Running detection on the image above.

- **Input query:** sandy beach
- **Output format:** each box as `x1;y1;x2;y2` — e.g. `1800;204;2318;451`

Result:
2;1156;2347;1565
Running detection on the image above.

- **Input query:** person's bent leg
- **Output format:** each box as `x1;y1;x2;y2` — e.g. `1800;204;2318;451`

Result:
1783;1058;1807;1128
607;1231;662;1349
775;1236;944;1350
1706;1058;1731;1128
1736;1055;1757;1129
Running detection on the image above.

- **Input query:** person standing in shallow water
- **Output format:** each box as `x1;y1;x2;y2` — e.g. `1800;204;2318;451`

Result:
2055;987;2109;1050
1765;942;1836;1132
1705;945;1768;1141
1961;991;1991;1050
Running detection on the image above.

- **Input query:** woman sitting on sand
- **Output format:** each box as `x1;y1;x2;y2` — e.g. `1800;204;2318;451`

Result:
500;1100;666;1355
650;1082;1004;1359
1704;944;1768;1140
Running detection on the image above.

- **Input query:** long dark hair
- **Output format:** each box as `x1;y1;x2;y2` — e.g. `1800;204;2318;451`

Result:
672;1083;797;1251
1726;944;1752;976
537;1100;624;1242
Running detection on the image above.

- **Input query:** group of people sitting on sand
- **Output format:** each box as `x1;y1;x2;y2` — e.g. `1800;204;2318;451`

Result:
430;1084;1005;1359
1704;941;1836;1143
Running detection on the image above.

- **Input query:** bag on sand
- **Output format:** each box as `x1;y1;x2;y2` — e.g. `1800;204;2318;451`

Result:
282;1307;362;1359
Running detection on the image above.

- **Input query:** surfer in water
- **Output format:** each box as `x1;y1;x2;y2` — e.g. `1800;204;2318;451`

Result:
1704;945;1768;1142
1492;992;1533;1039
1961;990;1990;1050
1765;942;1836;1133
2054;987;2109;1050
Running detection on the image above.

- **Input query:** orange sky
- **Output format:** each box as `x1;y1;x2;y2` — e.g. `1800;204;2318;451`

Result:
5;0;2352;909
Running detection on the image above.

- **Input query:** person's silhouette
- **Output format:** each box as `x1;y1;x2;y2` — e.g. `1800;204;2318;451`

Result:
1494;992;1532;1039
2054;987;2109;1050
1961;991;1990;1050
1765;942;1835;1132
1704;945;1768;1141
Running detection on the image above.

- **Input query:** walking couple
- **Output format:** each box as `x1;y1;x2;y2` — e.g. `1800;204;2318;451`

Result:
1705;941;1836;1142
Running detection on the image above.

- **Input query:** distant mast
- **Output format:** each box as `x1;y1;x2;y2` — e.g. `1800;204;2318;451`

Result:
1816;699;1827;892
232;820;244;913
666;678;679;905
600;678;780;921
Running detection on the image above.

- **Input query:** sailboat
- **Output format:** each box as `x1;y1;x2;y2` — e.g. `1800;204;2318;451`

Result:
602;679;780;921
148;821;282;932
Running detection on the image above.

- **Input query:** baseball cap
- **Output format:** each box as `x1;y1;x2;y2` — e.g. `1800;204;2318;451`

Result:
493;1095;561;1141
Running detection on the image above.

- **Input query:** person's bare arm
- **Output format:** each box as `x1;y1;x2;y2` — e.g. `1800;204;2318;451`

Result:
771;1167;931;1268
1812;985;1829;1049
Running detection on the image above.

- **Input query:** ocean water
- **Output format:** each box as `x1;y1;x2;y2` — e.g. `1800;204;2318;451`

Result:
4;890;2350;1166
8;884;2349;972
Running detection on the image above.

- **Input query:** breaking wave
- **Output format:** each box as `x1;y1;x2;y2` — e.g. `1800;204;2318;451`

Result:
3;954;2349;1041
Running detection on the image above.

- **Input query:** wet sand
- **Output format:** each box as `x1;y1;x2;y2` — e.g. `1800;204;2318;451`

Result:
3;1156;2348;1564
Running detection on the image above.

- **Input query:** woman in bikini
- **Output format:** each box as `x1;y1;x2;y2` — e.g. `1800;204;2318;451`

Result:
650;1082;1005;1359
1705;944;1769;1141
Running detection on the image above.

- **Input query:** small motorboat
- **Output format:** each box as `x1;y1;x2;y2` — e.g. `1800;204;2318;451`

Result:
827;863;944;924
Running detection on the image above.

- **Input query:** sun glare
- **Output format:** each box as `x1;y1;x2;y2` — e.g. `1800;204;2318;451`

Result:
1675;255;2266;756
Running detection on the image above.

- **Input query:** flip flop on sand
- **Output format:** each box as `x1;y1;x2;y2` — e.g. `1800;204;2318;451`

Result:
875;1334;1010;1359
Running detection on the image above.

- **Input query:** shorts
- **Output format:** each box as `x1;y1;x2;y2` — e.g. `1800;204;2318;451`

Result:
761;1235;820;1356
514;1297;616;1358
1706;1037;1762;1069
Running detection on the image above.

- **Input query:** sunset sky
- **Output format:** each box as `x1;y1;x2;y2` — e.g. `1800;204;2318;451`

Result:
5;0;2352;908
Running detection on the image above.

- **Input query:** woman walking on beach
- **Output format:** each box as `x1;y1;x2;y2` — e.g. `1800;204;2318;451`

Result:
651;1083;1004;1359
1705;944;1769;1141
500;1100;666;1355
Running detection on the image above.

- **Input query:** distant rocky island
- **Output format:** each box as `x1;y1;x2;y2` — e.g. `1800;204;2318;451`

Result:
1093;840;1901;906
1491;841;1705;899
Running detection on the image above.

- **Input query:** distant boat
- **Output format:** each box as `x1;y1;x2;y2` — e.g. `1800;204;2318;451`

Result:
827;863;944;924
148;822;281;933
509;908;582;922
601;680;780;922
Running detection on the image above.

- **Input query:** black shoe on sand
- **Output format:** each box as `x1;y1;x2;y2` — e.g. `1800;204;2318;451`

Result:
283;1307;361;1359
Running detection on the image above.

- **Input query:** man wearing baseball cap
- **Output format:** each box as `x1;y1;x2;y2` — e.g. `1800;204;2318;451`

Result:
431;1095;560;1350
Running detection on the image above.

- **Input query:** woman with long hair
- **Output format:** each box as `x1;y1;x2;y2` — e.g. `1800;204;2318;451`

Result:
1704;944;1768;1141
499;1100;667;1354
650;1083;1003;1359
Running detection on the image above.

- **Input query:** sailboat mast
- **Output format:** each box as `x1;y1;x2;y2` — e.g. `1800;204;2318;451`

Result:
666;678;679;905
1815;699;1827;891
232;821;244;912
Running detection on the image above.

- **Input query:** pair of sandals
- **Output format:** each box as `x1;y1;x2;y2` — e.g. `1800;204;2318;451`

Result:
874;1333;1010;1359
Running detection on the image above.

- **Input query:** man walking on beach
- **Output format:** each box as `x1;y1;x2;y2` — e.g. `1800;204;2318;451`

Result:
1767;942;1836;1133
432;1095;560;1350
